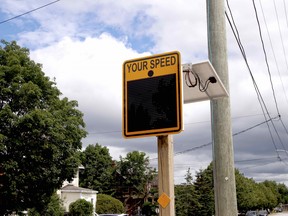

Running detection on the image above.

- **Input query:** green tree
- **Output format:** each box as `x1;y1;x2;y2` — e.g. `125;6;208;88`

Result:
80;144;114;194
259;181;277;209
175;168;200;216
28;193;65;216
262;180;288;207
0;40;86;214
254;183;269;209
141;201;158;216
115;151;156;212
45;193;65;216
236;171;280;212
116;151;156;192
194;163;214;216
277;183;288;204
235;169;258;212
96;194;125;214
69;199;93;216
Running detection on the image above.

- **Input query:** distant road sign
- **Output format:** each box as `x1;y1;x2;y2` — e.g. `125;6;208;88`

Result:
123;51;183;138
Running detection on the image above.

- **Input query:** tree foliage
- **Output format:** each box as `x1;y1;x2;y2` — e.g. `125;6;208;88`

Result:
174;163;288;215
28;193;65;216
277;183;288;204
96;194;125;214
80;144;114;194
141;201;158;216
116;151;156;193
194;163;214;216
0;40;86;214
69;199;93;216
115;151;156;213
116;151;156;194
235;169;281;212
44;193;65;216
175;168;200;216
78;148;157;214
235;169;258;211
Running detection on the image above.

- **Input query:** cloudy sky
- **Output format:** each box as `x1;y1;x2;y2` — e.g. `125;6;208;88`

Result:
1;0;288;185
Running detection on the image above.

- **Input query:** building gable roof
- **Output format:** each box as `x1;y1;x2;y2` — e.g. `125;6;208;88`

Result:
61;184;98;194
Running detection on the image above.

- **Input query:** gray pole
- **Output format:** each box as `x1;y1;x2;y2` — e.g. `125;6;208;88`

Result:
207;0;238;215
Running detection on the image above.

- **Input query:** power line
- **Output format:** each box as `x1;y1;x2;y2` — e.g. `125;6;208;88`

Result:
232;115;279;136
184;113;267;126
239;159;281;170
174;116;278;156
0;0;60;25
252;0;280;116
284;0;288;28
258;0;288;109
170;157;279;169
280;118;288;142
235;156;278;163
173;141;212;157
252;0;288;153
225;6;280;156
225;1;268;120
273;0;288;75
225;0;288;158
87;113;272;135
149;116;278;160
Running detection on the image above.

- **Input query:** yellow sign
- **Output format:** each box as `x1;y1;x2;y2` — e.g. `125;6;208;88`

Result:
124;53;179;81
157;192;171;208
122;51;183;138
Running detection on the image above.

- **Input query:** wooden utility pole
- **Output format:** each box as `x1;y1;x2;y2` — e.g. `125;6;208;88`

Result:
157;135;175;216
207;0;238;215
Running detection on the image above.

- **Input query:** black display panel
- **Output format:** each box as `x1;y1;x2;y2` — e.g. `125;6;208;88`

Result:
127;74;177;133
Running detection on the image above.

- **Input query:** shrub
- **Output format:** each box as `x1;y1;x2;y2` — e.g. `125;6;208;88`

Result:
69;199;93;216
96;194;125;214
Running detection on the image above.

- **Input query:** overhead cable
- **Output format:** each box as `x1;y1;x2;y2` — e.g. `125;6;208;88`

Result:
0;0;60;25
252;0;280;116
240;159;282;170
149;116;279;160
258;0;288;108
87;113;268;135
235;156;278;163
284;0;288;28
252;0;288;153
225;7;280;158
273;0;288;75
225;0;288;157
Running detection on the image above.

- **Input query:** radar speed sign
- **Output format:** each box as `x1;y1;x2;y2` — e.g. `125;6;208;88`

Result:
123;51;183;138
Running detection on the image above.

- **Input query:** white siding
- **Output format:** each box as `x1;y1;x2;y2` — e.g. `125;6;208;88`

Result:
61;192;81;212
61;191;97;213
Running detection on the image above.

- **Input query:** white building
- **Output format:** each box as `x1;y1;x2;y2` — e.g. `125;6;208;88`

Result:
57;166;98;213
60;184;98;212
